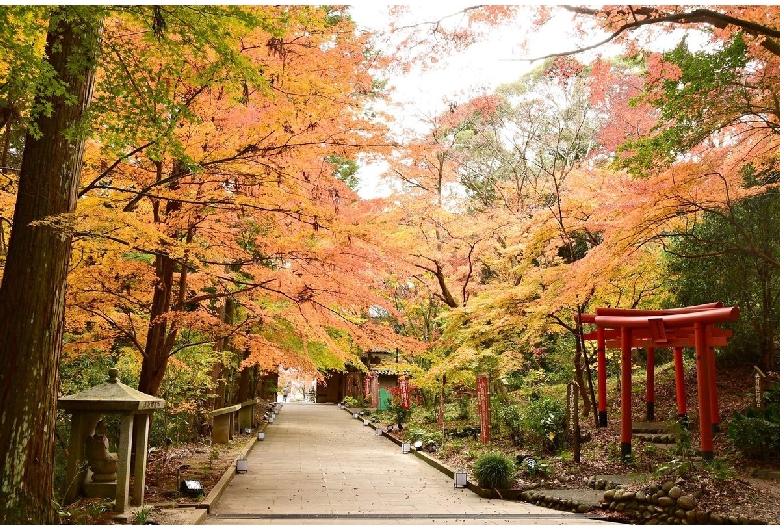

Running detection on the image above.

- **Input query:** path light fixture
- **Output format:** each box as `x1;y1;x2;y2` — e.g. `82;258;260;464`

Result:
268;416;274;424
376;427;383;436
353;412;359;419
236;458;248;474
245;428;252;435
180;479;204;497
257;432;265;441
363;419;369;426
414;440;423;451
454;471;468;488
401;443;410;453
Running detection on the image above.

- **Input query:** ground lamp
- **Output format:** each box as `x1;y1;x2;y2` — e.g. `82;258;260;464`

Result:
180;479;204;497
376;427;383;436
353;412;359;419
58;367;165;519
454;471;468;488
236;458;249;474
414;440;423;451
401;443;411;453
363;419;369;426
257;432;265;441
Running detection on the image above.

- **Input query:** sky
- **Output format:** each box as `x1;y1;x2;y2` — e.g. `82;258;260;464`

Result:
346;5;587;198
346;5;710;199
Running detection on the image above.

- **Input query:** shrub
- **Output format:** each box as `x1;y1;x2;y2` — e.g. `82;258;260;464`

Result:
342;396;362;408
727;412;780;459
521;395;566;453
473;452;515;489
496;402;523;444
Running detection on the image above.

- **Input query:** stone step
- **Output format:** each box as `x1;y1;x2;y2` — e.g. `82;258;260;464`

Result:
632;421;672;434
634;432;676;444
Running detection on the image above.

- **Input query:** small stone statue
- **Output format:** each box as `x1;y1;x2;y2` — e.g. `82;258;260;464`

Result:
85;420;118;482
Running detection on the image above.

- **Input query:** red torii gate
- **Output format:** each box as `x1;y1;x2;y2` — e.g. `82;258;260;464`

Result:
580;303;739;461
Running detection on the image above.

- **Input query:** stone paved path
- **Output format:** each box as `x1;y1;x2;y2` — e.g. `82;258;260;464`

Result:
206;403;614;525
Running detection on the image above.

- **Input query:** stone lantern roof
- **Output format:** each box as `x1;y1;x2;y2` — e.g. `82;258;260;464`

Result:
58;367;164;413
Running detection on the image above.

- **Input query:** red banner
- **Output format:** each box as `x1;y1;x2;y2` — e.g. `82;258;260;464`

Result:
400;376;410;410
477;376;490;443
364;372;371;399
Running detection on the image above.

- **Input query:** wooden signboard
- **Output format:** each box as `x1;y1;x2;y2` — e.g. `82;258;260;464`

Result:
567;380;581;463
438;375;446;429
755;366;766;410
476;376;490;443
370;372;379;408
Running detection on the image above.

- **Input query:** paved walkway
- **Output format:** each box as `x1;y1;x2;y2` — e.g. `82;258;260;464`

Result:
206;403;613;525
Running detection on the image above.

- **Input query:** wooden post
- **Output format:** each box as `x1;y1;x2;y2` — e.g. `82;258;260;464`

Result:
694;322;714;461
438;375;445;429
755;366;766;410
597;326;608;427
620;327;632;461
476;376;490;443
568;381;581;463
673;347;688;423
646;347;655;422
708;343;720;433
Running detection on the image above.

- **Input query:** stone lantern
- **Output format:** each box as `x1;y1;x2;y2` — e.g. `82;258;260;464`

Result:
58;367;164;516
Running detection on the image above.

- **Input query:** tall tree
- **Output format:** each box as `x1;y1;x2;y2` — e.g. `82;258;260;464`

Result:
0;7;102;523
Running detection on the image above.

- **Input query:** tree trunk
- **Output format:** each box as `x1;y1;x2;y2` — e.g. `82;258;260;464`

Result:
0;8;101;523
137;254;175;395
237;347;252;403
138;164;188;397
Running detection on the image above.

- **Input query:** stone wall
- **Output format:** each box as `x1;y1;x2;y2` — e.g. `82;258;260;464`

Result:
522;478;773;525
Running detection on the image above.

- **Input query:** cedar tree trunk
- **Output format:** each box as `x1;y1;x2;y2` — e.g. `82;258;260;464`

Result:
0;8;101;523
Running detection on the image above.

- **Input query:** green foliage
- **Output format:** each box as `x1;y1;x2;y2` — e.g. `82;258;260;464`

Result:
153;341;220;446
386;397;413;426
456;394;472;420
342;396;363;408
494;401;523;443
665;178;780;369
438;438;465;459
520;395;567;453
727;382;780;459
727;412;780;459
405;426;442;450
618;34;750;174
473;452;515;489
135;506;151;525
326;154;360;190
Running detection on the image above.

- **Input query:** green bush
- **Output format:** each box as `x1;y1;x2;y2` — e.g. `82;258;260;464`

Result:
342;396;362;408
727;412;780;459
727;382;780;460
521;395;566;453
495;402;523;444
473;452;515;489
406;426;442;449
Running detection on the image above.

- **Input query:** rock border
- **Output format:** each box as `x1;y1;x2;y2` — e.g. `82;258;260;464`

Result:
344;407;777;525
